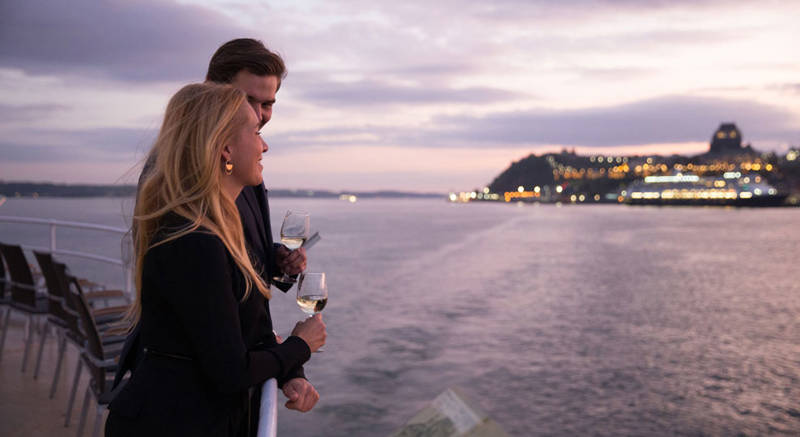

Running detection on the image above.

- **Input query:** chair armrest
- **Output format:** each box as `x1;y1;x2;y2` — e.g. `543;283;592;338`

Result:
100;334;128;344
77;278;103;290
92;305;129;317
84;289;127;300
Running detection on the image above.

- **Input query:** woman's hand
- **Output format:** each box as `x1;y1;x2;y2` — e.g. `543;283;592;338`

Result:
291;313;326;352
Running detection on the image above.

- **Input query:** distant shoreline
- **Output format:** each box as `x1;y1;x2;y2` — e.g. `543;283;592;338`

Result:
0;182;443;199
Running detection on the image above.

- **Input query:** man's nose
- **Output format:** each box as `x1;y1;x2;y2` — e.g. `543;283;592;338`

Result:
260;136;268;153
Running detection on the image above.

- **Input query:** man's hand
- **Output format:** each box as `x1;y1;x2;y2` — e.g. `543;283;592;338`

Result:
290;313;326;353
282;378;319;412
276;246;307;276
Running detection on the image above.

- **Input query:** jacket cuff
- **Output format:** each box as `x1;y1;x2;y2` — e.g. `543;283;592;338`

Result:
278;366;307;388
275;336;311;378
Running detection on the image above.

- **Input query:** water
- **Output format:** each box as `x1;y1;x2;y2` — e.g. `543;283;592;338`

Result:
1;197;799;436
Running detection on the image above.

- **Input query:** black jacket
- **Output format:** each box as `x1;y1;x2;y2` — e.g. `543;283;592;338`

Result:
106;217;310;436
112;184;303;386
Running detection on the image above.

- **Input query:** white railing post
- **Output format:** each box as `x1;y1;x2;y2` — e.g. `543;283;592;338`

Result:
257;378;278;437
125;265;133;296
49;222;57;253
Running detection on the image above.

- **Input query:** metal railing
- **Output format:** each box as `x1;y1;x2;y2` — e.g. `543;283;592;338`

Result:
0;215;132;295
0;214;279;435
258;379;279;437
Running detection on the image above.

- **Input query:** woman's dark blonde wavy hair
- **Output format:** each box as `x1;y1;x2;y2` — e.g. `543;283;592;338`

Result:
127;82;270;325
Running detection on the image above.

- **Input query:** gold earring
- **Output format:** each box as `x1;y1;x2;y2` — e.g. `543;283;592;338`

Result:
225;161;234;175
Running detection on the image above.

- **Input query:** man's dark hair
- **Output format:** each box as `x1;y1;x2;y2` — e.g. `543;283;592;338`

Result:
206;38;287;86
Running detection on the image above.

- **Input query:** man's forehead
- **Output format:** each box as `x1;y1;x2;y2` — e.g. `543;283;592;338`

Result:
231;71;278;101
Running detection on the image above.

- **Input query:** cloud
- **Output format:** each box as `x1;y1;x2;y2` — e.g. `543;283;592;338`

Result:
0;103;70;123
768;83;800;94
327;0;747;23
0;0;246;82
0;127;156;162
269;95;799;150
568;67;655;81
298;79;524;106
433;95;800;147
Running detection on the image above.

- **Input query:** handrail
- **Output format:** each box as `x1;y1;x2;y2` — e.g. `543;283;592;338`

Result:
257;378;278;437
0;215;133;294
19;245;125;266
0;216;128;234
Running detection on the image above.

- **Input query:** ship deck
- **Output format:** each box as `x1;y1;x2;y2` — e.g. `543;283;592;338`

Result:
0;314;102;436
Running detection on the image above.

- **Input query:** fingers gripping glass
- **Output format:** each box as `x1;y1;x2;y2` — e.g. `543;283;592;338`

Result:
273;210;309;284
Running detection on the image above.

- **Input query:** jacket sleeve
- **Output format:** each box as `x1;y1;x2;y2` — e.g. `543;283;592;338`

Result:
155;232;311;394
278;361;307;387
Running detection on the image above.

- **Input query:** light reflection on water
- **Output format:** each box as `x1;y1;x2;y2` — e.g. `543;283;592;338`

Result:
1;198;798;436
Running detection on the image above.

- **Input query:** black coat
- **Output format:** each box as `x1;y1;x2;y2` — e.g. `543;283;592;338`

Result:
107;185;307;436
106;213;310;436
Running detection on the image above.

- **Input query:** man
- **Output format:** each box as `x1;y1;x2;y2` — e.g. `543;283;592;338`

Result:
206;38;320;419
113;38;321;431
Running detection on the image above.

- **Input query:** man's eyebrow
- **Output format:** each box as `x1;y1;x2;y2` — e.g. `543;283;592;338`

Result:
246;95;276;105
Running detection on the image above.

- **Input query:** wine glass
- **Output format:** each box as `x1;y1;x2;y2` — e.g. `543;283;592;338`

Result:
296;272;328;317
296;272;328;352
273;210;309;284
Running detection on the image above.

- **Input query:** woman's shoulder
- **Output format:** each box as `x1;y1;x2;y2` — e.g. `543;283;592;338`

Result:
150;215;227;257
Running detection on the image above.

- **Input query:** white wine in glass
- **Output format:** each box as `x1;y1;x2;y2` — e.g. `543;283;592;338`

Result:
296;272;328;317
273;210;310;284
296;294;327;315
281;236;305;250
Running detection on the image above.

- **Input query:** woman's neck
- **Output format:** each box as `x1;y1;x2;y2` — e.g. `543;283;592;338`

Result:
221;176;244;202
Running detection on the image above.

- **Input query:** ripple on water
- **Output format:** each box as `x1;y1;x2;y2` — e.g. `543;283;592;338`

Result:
345;325;443;394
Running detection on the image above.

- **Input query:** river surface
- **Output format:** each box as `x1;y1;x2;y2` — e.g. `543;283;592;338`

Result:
1;197;799;436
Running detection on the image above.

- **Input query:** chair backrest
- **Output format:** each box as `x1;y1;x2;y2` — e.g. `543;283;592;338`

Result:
0;247;7;297
53;262;84;343
60;262;108;393
0;243;38;307
33;251;69;321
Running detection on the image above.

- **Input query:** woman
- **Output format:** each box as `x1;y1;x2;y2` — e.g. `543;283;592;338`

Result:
105;83;326;436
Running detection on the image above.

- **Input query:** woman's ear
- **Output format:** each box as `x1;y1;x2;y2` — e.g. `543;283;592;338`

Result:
221;144;233;162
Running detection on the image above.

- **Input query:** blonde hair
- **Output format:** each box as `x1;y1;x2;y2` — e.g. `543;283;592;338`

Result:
128;82;270;325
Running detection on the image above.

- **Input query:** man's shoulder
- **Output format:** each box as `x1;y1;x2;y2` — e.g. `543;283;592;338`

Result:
242;183;267;196
237;183;270;213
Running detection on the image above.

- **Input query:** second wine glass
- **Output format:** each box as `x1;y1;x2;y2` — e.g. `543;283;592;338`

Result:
273;210;309;284
296;272;328;352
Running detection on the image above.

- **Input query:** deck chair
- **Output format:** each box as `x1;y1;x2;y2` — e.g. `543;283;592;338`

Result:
32;251;130;393
57;261;129;428
0;254;11;359
31;251;74;387
0;242;48;371
65;266;128;437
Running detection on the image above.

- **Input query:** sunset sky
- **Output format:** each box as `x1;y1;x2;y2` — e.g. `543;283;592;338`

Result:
1;0;799;192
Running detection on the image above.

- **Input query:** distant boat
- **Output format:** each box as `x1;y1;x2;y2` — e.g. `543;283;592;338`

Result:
624;172;788;207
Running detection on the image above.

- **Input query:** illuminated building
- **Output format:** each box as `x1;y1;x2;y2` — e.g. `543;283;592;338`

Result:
709;123;743;155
